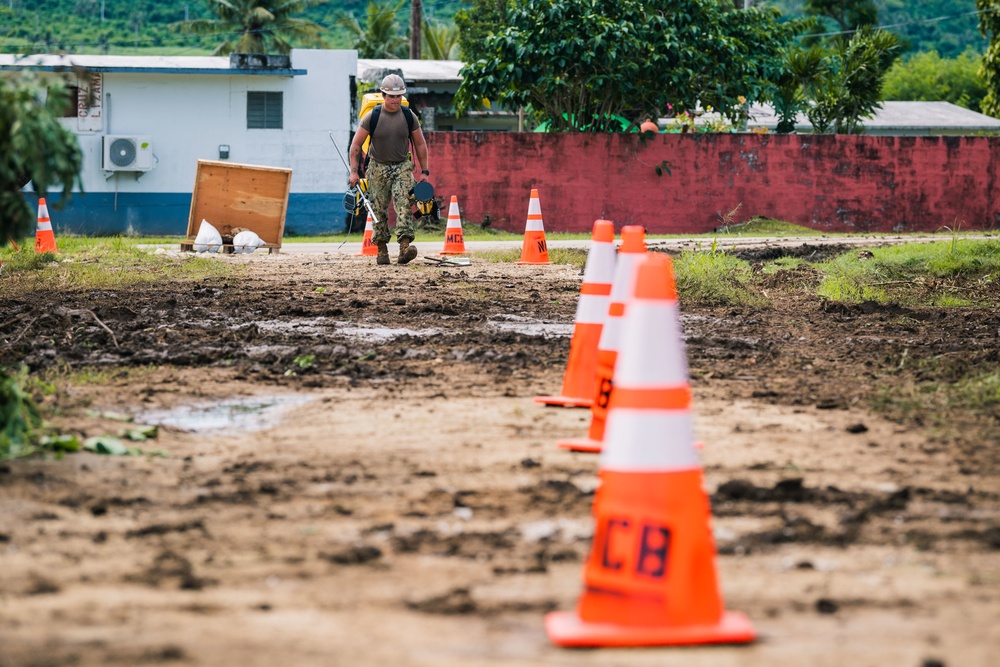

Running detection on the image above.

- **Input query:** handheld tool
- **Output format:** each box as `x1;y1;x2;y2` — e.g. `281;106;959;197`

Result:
329;131;380;249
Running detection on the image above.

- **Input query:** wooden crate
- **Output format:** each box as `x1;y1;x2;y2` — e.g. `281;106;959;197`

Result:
182;160;291;254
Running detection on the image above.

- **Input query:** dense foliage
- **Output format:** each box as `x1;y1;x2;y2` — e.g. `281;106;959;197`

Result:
978;0;1000;117
0;70;82;245
457;0;796;131
882;50;986;110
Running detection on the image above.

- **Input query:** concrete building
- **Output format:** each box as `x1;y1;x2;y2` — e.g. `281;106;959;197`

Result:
2;49;356;235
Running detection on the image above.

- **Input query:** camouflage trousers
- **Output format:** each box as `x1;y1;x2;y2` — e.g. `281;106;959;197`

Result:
366;159;418;244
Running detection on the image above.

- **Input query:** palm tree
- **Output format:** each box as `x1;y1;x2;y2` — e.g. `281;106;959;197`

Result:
180;0;327;56
337;0;408;59
422;19;460;60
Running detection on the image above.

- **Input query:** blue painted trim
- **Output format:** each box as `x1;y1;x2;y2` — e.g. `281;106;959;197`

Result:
35;191;350;236
0;65;307;76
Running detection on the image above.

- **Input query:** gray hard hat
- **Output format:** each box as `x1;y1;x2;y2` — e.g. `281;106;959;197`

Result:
380;74;406;96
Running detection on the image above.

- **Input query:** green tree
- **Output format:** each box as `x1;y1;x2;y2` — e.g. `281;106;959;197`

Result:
456;0;795;132
0;71;83;246
180;0;328;55
807;27;900;133
977;0;1000;117
882;50;986;110
337;0;408;58
803;0;877;33
422;19;459;60
454;0;509;63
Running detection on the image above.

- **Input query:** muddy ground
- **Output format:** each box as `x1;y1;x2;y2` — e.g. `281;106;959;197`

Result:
0;242;998;667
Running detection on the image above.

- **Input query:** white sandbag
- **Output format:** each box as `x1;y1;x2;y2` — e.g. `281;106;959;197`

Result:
193;219;222;253
233;230;266;254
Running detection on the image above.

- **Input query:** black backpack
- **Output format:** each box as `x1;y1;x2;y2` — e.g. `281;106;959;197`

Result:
362;105;416;174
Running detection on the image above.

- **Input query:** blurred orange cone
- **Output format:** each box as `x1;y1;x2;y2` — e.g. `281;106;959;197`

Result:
535;220;616;407
355;213;377;257
439;195;466;255
546;253;755;648
517;189;551;265
34;198;58;254
557;225;646;452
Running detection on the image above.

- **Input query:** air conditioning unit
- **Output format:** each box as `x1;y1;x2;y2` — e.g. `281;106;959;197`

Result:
103;135;154;171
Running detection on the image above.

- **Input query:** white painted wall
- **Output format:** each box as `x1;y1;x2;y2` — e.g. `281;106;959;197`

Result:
66;49;355;196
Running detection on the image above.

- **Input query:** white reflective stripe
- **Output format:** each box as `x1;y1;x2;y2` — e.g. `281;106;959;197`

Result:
448;201;461;219
614;302;687;386
37;221;53;231
446;219;462;230
575;293;609;324
608;252;643;303
600;409;701;472
524;219;545;232
596;309;623;352
581;242;616;284
527;197;542;216
38;204;49;219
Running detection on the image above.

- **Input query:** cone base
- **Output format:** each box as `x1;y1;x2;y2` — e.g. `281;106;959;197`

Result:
516;260;552;265
556;437;602;453
439;249;466;255
534;395;593;408
544;610;756;648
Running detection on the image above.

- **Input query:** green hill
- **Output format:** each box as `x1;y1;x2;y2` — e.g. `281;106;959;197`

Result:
0;0;988;58
0;0;465;55
764;0;987;58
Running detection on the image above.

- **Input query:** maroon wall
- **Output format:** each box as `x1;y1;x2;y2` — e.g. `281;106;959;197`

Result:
426;132;1000;234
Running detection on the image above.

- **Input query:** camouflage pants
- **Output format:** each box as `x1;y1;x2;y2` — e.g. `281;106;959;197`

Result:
367;159;417;244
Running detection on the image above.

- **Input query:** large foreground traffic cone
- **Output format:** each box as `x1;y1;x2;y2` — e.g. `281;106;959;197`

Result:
34;198;58;254
546;253;755;648
517;189;551;265
439;196;466;255
557;225;646;452
355;213;377;257
535;220;616;407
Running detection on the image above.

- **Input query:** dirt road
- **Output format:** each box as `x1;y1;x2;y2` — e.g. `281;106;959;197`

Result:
1;244;998;667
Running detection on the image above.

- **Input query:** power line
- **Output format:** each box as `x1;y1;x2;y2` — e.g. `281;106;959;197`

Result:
808;6;1000;38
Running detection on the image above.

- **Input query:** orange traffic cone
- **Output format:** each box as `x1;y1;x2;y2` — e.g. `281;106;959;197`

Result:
535;220;616;407
439;196;466;255
34;198;58;254
355;213;377;257
517;189;551;265
546;253;755;648
557;225;646;452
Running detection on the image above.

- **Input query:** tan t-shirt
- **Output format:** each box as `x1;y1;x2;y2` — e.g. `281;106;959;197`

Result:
360;107;419;164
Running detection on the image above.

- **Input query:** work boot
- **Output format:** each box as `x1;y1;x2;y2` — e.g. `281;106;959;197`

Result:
376;242;390;265
397;238;418;265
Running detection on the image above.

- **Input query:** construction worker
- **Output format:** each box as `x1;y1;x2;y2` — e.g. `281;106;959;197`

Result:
348;74;431;266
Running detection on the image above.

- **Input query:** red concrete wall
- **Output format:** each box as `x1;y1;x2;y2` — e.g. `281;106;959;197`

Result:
426;132;1000;234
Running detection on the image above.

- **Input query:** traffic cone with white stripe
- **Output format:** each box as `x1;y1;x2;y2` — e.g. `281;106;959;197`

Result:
34;198;58;254
557;225;646;452
535;219;616;407
355;213;377;257
517;189;551;265
546;253;755;648
439;196;466;255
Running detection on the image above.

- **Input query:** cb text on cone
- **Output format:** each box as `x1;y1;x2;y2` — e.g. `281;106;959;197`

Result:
35;197;58;254
546;253;755;648
517;188;551;265
439;195;466;255
535;219;616;407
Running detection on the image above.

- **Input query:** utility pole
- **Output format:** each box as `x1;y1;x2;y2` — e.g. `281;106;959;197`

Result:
409;0;421;59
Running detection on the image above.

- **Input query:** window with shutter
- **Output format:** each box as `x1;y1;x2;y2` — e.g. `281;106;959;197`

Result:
247;91;283;129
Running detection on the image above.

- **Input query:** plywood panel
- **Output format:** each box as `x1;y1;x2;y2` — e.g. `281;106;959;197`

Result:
184;160;291;253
